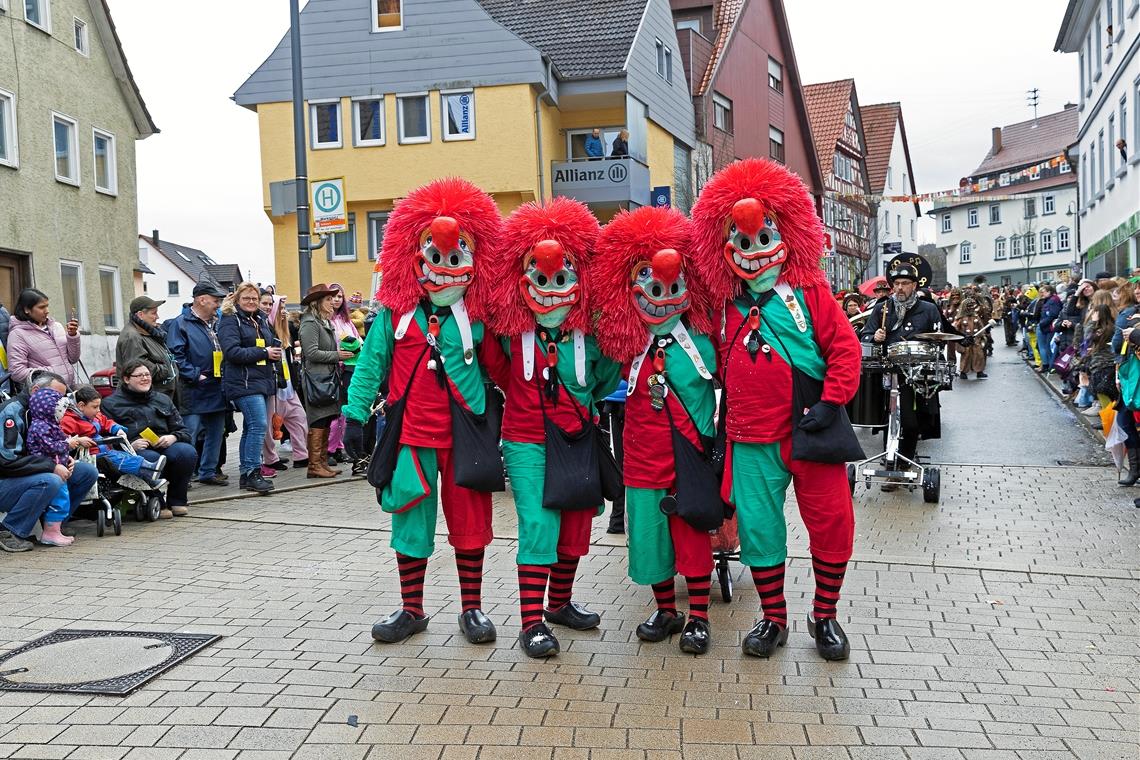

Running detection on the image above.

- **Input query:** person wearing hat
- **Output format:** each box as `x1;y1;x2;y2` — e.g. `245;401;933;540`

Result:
116;295;178;398
299;283;352;479
860;263;945;487
165;281;231;485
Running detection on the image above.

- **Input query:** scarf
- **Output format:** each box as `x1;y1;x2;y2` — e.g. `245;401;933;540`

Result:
130;314;167;345
891;290;918;325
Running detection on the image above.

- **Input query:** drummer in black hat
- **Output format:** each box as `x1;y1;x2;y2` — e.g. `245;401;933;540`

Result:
860;263;945;487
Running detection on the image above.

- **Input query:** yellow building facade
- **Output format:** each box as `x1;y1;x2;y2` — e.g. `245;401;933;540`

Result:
255;85;684;299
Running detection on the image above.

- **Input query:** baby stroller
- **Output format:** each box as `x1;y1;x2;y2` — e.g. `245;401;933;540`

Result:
77;431;169;536
711;514;740;603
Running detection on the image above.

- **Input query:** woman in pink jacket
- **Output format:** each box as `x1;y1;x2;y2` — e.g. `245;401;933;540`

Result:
7;289;81;388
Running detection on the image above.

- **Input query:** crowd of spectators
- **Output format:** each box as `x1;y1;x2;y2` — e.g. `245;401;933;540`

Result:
0;281;369;552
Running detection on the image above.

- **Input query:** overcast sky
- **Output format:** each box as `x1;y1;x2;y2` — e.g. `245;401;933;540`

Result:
109;0;1076;281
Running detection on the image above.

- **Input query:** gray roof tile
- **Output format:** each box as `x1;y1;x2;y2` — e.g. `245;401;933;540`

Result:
475;0;645;78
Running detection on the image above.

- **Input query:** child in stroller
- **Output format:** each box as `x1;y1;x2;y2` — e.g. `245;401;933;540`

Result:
61;385;168;496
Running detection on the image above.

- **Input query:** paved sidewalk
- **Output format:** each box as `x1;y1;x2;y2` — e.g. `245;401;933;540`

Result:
0;463;1137;760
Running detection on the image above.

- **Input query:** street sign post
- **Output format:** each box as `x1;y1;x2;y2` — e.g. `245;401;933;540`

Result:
310;178;348;235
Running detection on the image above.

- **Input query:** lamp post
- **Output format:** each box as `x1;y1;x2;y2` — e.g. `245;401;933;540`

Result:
1066;202;1079;278
289;0;324;296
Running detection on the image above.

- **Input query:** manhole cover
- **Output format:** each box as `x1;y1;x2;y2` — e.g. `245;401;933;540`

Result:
0;629;221;696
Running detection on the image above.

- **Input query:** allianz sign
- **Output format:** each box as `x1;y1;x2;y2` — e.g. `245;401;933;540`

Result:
552;162;629;185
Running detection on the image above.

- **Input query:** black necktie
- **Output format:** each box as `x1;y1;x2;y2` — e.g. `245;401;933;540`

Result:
737;290;777;362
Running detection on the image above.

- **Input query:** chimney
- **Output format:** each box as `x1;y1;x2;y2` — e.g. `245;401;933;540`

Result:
991;127;1002;156
152;229;160;248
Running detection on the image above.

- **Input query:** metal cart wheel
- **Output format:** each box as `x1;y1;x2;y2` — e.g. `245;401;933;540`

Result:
145;494;163;522
112;508;122;536
717;557;733;603
847;463;856;495
96;510;105;537
922;467;941;504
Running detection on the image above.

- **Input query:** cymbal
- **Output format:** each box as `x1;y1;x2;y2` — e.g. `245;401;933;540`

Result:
912;331;964;342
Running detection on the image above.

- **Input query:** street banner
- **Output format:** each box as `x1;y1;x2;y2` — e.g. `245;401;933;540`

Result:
311;177;348;234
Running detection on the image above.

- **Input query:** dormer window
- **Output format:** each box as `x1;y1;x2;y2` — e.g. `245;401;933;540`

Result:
374;0;402;32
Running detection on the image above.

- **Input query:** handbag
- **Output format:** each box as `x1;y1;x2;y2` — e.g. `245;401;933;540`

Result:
539;384;603;511
365;345;428;490
769;329;865;464
1052;344;1077;376
661;396;727;532
445;383;505;492
300;366;342;408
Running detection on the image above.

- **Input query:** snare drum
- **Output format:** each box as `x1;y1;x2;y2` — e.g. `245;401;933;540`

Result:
887;340;940;365
860;341;888;370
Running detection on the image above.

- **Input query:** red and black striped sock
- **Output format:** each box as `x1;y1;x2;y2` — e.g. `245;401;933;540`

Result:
396;553;428;618
684;575;711;621
651;579;677;613
811;556;848;620
545;554;579;612
518;564;550;632
750;563;787;629
454;548;485;613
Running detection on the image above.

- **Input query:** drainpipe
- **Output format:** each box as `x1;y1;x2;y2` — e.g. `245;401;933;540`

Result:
534;58;553;202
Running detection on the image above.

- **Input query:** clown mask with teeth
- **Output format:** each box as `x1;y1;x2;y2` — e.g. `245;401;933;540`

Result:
723;197;785;294
632;248;690;336
519;239;580;328
418;216;474;307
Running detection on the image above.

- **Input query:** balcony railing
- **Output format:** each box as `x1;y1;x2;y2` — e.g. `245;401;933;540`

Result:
550;157;651;207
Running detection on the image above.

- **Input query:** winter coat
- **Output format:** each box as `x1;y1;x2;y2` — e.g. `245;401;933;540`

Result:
116;320;178;397
0;304;10;349
1037;295;1063;335
0;393;57;478
165;307;228;415
610;137;629;158
60;407;127;454
217;307;279;401
5;316;80;387
298;310;343;424
25;387;70;462
101;385;191;444
1052;296;1085;352
584;135;603;158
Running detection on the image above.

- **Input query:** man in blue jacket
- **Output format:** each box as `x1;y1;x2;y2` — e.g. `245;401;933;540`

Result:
0;371;98;551
166;282;229;486
1034;283;1063;373
584;128;603;159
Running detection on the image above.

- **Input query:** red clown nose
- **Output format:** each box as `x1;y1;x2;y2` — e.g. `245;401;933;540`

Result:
533;239;565;277
652;248;682;286
731;198;764;238
430;216;460;253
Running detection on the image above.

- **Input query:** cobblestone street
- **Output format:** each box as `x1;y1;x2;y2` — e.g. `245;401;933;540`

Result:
0;346;1137;760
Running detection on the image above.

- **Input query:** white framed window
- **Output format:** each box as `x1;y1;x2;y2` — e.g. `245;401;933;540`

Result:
1040;229;1054;253
1024;197;1036;218
767;57;783;93
1043;195;1055;215
167;281;180;297
0;88;17;168
887;166;893;189
352;97;385;147
664;48;672;84
675;18;700;33
92;128;117;195
1058;227;1071;251
995;237;1007;260
967;208;978;228
768;126;784;163
999;172;1010;186
367;211;388;262
1025;233;1036;256
73;17;88;55
397;93;430;144
373;0;402;32
23;0;49;31
60;260;87;330
309;100;342;149
989;204;1001;224
1121;96;1129;164
1109;114;1117;176
1059;158;1072;173
959;242;971;264
441;90;475;141
940;213;951;233
52;111;79;185
656;40;670;81
1011;235;1022;258
98;266;122;330
326;212;357;262
712;93;732;134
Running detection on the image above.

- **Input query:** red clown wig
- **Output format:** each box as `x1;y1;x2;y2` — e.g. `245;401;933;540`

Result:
376;177;503;319
690;158;827;302
593;206;715;363
484;197;600;337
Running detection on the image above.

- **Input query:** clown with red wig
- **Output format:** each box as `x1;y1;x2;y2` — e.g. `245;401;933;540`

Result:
480;197;622;658
690;159;862;661
342;178;504;647
593;205;721;655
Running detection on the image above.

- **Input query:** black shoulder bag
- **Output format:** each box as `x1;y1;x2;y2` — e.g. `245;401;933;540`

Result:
659;384;728;532
445;379;505;493
365;344;429;490
539;382;606;511
768;328;864;464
